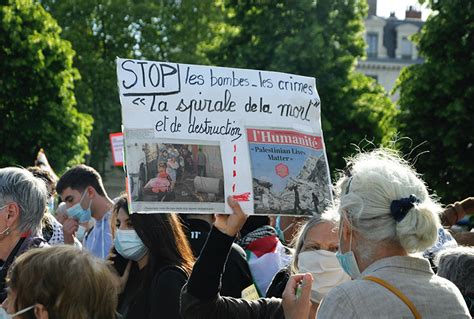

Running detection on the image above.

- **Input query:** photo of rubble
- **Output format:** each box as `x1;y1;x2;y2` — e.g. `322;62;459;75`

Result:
248;131;332;216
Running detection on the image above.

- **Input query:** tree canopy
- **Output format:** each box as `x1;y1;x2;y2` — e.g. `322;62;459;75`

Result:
0;0;92;172
396;0;473;202
4;0;398;177
203;0;396;172
41;0;218;173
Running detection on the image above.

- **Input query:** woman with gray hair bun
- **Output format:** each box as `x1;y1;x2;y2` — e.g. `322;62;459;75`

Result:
436;247;474;316
310;150;470;318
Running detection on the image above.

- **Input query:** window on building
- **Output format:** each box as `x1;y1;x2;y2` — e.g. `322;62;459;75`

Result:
401;36;412;59
366;33;378;58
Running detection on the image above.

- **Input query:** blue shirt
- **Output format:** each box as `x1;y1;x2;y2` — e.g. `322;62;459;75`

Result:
84;211;112;259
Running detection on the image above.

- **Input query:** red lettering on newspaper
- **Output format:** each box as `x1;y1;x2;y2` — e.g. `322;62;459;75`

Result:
247;129;322;150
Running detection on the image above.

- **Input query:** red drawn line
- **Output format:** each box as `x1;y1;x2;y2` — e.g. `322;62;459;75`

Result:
232;184;236;193
233;170;236;177
232;192;251;202
233;156;236;165
234;144;237;152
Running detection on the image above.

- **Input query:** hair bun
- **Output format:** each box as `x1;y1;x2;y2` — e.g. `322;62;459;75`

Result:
390;195;419;222
396;202;440;253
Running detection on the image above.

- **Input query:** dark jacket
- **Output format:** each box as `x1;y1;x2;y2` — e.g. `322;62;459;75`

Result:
266;267;291;298
180;226;284;319
112;249;188;319
0;233;47;302
183;218;253;298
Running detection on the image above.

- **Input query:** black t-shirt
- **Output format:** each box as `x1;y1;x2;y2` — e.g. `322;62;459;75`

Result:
116;260;188;318
183;218;253;298
111;245;188;319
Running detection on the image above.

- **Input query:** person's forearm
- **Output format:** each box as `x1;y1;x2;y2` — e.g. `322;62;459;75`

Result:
452;232;474;246
441;197;474;226
187;226;235;299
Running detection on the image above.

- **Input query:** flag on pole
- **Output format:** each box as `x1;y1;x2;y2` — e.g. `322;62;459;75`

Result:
35;148;58;181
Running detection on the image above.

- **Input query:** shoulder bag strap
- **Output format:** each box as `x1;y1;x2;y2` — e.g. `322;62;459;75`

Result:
363;275;422;319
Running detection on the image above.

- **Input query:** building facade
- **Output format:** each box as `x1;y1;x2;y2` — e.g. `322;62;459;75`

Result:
356;1;424;101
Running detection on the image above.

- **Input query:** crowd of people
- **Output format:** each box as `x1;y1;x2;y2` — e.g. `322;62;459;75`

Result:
0;148;472;318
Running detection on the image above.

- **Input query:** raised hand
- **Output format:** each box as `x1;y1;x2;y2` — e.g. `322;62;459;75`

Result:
62;217;79;244
282;273;313;319
214;196;248;237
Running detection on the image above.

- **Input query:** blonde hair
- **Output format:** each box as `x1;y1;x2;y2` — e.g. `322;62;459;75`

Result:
7;245;117;319
336;149;440;253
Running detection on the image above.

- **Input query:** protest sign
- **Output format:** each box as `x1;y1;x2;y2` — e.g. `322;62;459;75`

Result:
116;58;332;215
109;132;124;166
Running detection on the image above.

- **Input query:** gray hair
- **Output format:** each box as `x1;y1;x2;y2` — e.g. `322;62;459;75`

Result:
436;246;474;295
291;207;339;273
336;149;440;254
0;167;47;233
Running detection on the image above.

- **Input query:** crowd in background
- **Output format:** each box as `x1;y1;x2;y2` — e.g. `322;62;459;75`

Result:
0;148;472;318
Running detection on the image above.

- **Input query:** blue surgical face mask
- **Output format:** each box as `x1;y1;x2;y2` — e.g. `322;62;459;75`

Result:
114;229;148;261
336;218;361;279
275;216;293;243
0;305;36;319
66;191;92;223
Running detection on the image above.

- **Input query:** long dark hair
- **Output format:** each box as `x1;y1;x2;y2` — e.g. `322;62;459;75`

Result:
112;195;194;276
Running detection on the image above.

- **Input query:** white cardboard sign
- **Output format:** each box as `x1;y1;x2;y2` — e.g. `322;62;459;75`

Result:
117;58;332;215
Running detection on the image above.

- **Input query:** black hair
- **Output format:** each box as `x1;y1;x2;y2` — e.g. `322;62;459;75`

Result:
111;195;194;312
57;165;106;196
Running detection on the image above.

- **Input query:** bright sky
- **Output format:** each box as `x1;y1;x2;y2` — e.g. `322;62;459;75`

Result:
377;0;432;20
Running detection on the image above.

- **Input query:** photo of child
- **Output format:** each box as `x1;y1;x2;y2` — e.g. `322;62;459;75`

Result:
127;140;225;207
144;162;172;193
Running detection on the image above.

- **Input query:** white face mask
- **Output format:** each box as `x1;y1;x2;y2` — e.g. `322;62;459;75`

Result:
0;305;36;319
298;250;351;303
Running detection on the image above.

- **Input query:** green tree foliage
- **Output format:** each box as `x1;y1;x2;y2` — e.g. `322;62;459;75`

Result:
203;0;396;172
41;0;218;173
396;0;473;202
0;0;92;172
41;0;136;173
137;1;218;65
